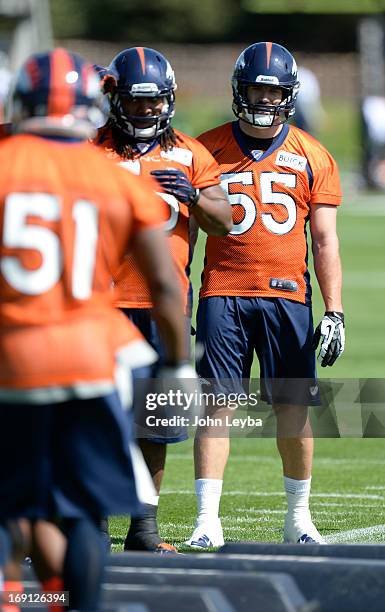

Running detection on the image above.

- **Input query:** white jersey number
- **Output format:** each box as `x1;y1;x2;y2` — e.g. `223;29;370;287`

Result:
119;160;180;233
1;193;98;298
221;171;297;236
221;172;256;235
157;192;180;232
260;172;297;235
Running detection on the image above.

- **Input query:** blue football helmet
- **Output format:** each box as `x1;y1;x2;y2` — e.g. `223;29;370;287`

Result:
232;42;300;128
104;47;177;140
9;48;106;138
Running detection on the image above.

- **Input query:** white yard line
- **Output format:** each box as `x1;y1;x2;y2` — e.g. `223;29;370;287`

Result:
161;519;385;542
161;490;385;500
312;492;385;500
341;202;385;216
169;454;385;466
234;508;379;516
342;208;385;217
316;501;383;508
325;523;385;543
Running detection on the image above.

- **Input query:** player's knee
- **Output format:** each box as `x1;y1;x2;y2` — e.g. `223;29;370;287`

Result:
274;403;311;437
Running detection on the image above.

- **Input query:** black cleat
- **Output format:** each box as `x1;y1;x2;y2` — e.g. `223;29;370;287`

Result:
124;532;178;553
124;505;178;553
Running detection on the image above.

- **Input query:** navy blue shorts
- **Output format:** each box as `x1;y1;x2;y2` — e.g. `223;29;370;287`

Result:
0;394;147;521
196;296;318;406
121;308;190;444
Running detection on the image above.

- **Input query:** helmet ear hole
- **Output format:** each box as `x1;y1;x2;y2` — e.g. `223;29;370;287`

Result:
101;74;118;95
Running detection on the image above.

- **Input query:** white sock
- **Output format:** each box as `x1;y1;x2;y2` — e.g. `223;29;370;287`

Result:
142;494;160;507
195;478;223;523
284;476;312;522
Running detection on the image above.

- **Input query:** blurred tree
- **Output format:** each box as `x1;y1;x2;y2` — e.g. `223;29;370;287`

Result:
50;0;240;43
50;0;88;38
49;0;361;51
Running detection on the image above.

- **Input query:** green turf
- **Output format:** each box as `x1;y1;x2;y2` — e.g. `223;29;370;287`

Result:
314;97;361;169
110;437;385;550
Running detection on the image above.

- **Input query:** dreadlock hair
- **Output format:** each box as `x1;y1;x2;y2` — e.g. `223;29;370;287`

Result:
105;119;179;160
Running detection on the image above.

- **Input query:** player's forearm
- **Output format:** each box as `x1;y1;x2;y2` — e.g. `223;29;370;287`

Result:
192;191;232;236
312;237;343;311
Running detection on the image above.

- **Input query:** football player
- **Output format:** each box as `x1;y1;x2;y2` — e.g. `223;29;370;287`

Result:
186;42;344;547
94;47;232;553
0;48;193;610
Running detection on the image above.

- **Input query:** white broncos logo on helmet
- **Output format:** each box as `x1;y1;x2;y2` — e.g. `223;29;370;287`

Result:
165;60;177;90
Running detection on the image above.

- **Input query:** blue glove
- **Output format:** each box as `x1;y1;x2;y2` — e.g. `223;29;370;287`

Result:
151;169;200;207
312;311;345;367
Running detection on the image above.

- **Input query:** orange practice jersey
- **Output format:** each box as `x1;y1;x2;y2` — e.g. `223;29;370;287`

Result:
95;126;221;311
198;122;342;304
0;134;165;393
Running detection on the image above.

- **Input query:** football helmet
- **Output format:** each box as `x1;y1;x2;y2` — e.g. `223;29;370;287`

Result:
9;48;105;138
103;47;177;140
232;42;300;128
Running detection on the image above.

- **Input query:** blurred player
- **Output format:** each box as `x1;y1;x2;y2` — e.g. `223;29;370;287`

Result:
0;48;193;610
186;42;345;547
0;51;12;123
94;46;232;552
294;66;326;137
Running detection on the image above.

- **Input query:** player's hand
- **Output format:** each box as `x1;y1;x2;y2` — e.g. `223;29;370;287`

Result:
312;311;345;367
157;361;203;419
151;169;200;207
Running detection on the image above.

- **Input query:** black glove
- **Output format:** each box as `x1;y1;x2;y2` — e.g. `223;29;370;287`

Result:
151;169;200;207
312;311;345;367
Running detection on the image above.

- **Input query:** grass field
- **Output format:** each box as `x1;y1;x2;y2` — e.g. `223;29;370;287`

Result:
110;102;385;550
109;438;385;550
